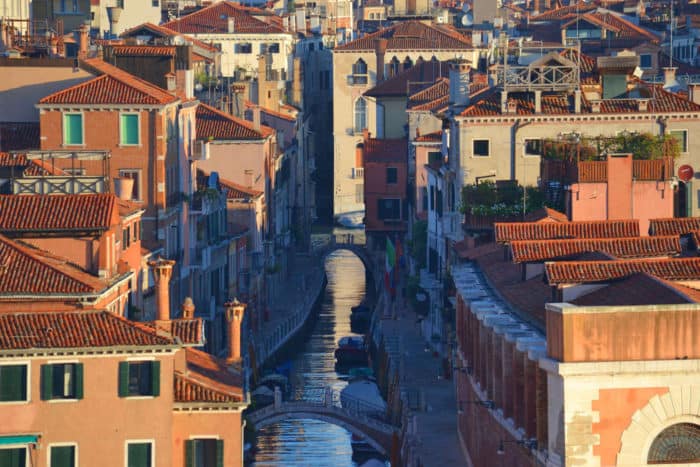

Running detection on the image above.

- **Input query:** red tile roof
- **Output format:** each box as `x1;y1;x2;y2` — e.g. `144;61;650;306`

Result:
119;22;219;52
39;59;178;106
648;217;700;236
365;61;451;98
244;101;298;122
196;103;273;141
163;1;285;34
364;138;408;163
571;272;696;306
562;12;659;42
495;219;640;243
415;130;442;142
523;207;568;223
0;235;108;295
0;194;117;234
0;152;60;176
545;258;700;285
220;178;263;199
174;348;243;403
407;78;450;111
335;20;471;51
510;236;681;263
0;311;176;350
0;123;40;152
142;318;204;345
110;45;177;56
529;2;597;21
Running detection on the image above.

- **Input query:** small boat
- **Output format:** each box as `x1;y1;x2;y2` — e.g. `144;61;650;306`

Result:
334;336;368;365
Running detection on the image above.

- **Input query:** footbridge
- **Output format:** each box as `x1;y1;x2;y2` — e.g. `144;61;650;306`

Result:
311;233;378;288
246;387;398;455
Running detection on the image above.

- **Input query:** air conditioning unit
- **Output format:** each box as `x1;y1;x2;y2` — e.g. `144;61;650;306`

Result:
191;140;210;161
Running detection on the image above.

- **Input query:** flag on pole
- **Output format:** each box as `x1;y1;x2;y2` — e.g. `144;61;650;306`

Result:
385;237;396;296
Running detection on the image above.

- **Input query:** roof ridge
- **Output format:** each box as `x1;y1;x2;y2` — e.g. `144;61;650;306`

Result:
82;59;177;102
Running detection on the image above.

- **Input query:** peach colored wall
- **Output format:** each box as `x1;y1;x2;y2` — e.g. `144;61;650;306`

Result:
591;387;669;466
198;141;269;193
1;353;176;467
364;160;407;232
172;411;243;467
569;182;608;222
547;308;700;362
24;237;97;273
607;155;633;220
632;181;673;236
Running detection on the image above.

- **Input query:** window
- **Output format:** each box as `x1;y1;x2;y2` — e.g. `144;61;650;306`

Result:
421;187;428;211
123;226;131;249
185;439;224;467
127;442;153;467
472;139;490;157
63;113;83;146
640;53;652;69
41;363;83;400
389;57;400;77
351;59;368;84
235;43;252;53
354;98;366;133
120;114;140;146
119;361;160;397
355;184;364;203
268;43;279;53
377;198;401;220
386;167;398;184
152;0;159;6
670;130;688;152
403;56;413;71
259;43;268;54
50;445;76;467
524;138;543;156
0;447;26;467
119;170;141;201
0;364;27;402
428;151;442;165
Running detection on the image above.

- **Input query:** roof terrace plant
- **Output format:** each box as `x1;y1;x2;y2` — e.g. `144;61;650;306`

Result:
542;132;680;161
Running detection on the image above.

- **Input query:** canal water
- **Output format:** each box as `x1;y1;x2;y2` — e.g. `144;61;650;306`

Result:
249;249;386;467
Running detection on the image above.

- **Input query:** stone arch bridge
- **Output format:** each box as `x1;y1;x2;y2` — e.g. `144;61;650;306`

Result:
311;233;378;289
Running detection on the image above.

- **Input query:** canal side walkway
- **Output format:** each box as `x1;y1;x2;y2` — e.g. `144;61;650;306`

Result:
377;295;466;467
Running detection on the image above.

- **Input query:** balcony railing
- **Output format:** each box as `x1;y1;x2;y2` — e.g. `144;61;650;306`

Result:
13;176;107;195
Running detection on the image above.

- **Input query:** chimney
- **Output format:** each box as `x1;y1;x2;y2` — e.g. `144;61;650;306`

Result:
638;99;649;112
253;106;261;130
78;23;89;58
375;38;388;83
534;90;542;113
148;257;176;331
448;58;471;112
181;297;195;319
606;153;633;219
591;100;601;113
506;98;517;114
106;6;122;38
355;142;365;167
663;67;680;91
228;17;235;33
689;83;700;105
165;72;177;93
225;299;246;364
574;90;581;114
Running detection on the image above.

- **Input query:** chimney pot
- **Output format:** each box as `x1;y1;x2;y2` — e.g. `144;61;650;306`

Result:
148;257;176;329
228;17;235;33
181;297;195;319
448;59;471;110
253;106;261;130
225;299;246;363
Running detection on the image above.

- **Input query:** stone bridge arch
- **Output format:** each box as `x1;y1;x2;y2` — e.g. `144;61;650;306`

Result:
314;235;377;290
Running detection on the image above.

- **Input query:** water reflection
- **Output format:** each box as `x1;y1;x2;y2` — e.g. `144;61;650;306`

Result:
250;250;370;467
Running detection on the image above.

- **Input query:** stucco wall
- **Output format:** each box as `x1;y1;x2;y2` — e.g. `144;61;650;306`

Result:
172;410;243;467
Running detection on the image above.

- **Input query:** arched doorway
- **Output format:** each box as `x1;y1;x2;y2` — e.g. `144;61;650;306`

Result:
647;423;700;464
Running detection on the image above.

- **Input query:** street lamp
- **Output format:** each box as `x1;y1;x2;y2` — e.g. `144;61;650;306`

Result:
457;399;495;414
497;438;537;455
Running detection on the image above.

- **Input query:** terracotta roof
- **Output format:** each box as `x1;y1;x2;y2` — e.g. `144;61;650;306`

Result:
364;138;408;163
141;318;203;345
562;12;659;42
0;235;107;295
523;207;568;223
495;219;640;243
335;20;471;51
0;194;116;234
415;130;442;142
648;217;700;236
39;59;178;106
196;103;273;141
163;1;285;34
0;311;176;350
407;78;450;111
510;236;681;263
0;152;60;177
571;272;696;306
529;2;597;21
0;123;40;152
221;177;263;199
110;45;177;56
119;22;219;52
174;348;243;403
545;258;700;285
365;61;451;98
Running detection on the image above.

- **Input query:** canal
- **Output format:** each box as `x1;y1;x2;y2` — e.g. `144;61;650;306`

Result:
248;249;387;466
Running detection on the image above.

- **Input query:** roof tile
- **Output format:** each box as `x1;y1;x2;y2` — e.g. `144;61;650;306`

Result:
163;1;285;34
545;258;700;285
196;103;272;140
0;123;40;152
336;20;471;51
364;138;407;163
649;217;700;236
495;219;640;243
571;272;695;306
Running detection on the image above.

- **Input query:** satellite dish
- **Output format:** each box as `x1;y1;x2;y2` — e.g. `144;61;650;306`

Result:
461;11;473;26
633;66;643;79
208;171;219;189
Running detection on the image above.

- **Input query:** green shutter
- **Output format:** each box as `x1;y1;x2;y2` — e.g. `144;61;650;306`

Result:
74;363;84;400
0;365;26;402
151;361;160;397
51;445;75;467
184;440;194;467
118;362;130;397
41;364;53;400
127;443;150;467
121;114;139;145
216;439;224;467
64;114;83;145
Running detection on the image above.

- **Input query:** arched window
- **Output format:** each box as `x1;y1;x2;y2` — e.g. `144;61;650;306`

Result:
648;423;700;464
389;56;400;77
354;98;367;133
403;56;413;71
352;58;368;84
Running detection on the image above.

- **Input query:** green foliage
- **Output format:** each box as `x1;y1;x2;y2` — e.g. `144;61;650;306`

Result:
461;182;546;217
543;133;680;161
410;220;427;269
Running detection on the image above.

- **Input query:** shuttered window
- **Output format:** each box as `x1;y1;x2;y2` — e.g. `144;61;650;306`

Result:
63;113;83;146
119;361;160;397
0;448;26;467
41;363;83;400
120;114;140;145
185;439;224;467
127;442;152;467
0;365;27;402
50;445;76;467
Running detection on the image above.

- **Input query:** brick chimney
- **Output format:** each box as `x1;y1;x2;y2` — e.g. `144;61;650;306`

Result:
375;38;388;83
148;257;176;331
225;299;246;364
448;59;471;112
78;23;89;58
253;106;261;131
181;297;195;319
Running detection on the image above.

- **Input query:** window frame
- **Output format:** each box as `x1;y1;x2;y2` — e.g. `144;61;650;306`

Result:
639;53;652;69
0;362;29;404
386;167;398;184
185;437;223;467
0;445;28;467
472;138;490;157
119;359;160;398
669;129;688;153
353;98;367;134
42;361;83;402
49;443;78;467
377;197;401;221
62;112;84;147
523;138;544;157
125;440;154;467
119;113;141;147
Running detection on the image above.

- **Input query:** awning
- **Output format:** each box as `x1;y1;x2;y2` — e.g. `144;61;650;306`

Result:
0;435;39;446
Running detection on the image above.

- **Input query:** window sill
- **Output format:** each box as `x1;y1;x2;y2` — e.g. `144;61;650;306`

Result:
123;395;157;400
0;400;29;405
47;398;79;403
63;143;86;148
119;144;142;148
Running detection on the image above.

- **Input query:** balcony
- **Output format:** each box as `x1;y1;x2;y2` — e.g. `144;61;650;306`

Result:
347;74;368;85
351;167;364;179
13;176;107;195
